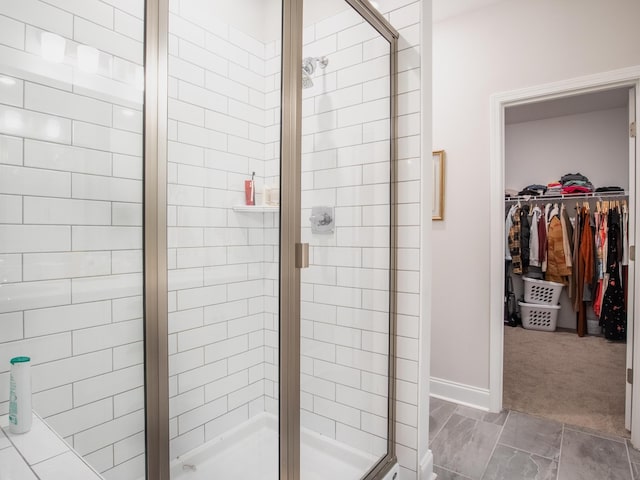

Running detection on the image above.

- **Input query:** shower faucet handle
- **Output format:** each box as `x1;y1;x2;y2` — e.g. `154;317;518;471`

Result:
309;212;331;225
309;206;334;234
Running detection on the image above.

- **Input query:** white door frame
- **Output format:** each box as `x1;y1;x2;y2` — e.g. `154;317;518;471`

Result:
488;65;640;446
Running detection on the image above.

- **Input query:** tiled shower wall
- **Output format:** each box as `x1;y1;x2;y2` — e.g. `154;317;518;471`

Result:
273;4;422;475
262;37;282;418
292;3;422;476
166;0;278;459
0;1;146;480
377;2;422;476
0;0;423;477
167;0;401;463
298;7;394;460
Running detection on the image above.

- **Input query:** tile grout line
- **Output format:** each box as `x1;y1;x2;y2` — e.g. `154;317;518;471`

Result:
556;423;565;480
625;438;634;480
428;403;456;446
434;465;472;480
563;424;630;444
496;440;558;463
477;409;511;480
0;425;42;479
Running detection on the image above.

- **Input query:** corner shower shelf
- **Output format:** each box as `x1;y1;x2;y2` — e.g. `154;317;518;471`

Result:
232;205;279;213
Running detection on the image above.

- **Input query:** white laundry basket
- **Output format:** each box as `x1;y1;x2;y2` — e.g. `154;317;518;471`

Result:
519;301;560;332
523;277;564;305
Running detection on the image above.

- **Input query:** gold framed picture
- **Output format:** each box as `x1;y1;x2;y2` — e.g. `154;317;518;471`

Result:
432;150;445;220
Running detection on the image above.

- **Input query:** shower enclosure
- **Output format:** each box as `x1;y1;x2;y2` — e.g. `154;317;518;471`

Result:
151;1;398;478
0;0;398;479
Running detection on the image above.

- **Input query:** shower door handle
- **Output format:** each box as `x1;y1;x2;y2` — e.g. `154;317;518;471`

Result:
295;243;309;268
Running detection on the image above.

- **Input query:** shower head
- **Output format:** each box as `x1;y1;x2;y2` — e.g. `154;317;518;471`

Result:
302;57;316;76
302;70;314;89
301;56;329;89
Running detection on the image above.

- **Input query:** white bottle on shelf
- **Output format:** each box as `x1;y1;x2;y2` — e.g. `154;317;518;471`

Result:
9;356;32;434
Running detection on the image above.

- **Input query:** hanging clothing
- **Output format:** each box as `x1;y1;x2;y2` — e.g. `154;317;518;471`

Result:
595;211;606;279
593;211;607;318
504;194;629;338
545;215;572;284
541;203;553;272
622;206;629;309
538;210;548;272
575;207;594;336
594;273;608;319
508;206;523;274
505;205;516;261
560;204;573;268
519;205;531;272
622;207;629;266
570;204;581;304
529;206;542;267
600;208;626;341
584;213;597;302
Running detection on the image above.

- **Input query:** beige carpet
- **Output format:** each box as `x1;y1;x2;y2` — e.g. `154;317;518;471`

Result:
503;326;628;438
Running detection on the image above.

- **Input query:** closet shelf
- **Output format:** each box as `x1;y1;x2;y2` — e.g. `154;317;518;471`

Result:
232;205;279;213
505;191;628;203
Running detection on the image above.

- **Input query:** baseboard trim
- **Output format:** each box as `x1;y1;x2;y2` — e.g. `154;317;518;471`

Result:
419;449;434;480
430;377;491;411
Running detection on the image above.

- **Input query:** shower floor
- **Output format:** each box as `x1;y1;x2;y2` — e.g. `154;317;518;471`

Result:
171;413;380;480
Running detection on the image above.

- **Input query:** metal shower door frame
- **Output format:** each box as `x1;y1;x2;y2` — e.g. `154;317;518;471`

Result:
143;1;398;479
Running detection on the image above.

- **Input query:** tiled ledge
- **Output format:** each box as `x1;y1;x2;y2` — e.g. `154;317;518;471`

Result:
0;413;104;479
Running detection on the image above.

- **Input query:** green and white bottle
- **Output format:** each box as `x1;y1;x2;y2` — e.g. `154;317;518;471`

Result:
9;356;32;434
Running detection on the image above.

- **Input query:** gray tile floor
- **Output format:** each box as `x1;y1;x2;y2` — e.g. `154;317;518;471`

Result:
430;397;640;480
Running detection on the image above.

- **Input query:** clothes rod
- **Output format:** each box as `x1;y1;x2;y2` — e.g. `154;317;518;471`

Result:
504;191;628;204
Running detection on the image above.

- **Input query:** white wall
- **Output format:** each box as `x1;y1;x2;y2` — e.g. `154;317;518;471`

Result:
505;107;629;192
432;0;640;398
0;1;146;479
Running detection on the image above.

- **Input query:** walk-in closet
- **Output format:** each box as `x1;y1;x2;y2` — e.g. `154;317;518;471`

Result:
503;87;635;437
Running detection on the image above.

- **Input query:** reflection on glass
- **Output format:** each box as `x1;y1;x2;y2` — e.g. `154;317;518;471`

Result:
77;45;100;74
166;1;282;478
40;32;66;63
300;1;392;478
0;1;146;479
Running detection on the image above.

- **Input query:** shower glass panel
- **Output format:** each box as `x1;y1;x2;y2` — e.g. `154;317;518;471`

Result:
0;1;146;479
300;1;393;478
166;1;282;478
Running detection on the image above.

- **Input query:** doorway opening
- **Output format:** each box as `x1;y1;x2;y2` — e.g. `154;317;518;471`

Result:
488;67;640;446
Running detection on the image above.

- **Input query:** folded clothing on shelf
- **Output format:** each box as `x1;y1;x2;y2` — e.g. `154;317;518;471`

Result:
560;172;590;184
559;172;594;194
595;186;625;193
545;181;562;195
562;185;593;194
515;184;547;196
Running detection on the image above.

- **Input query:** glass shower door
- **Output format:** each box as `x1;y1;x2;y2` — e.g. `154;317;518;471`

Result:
154;1;396;477
166;1;282;478
299;1;396;478
0;1;146;479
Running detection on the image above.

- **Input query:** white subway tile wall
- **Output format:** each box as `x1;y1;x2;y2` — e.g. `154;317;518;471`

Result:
0;1;145;480
299;8;395;465
0;0;422;477
169;0;423;476
382;3;421;477
166;2;281;463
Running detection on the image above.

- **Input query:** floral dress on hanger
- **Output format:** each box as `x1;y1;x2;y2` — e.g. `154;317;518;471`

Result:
600;207;626;341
